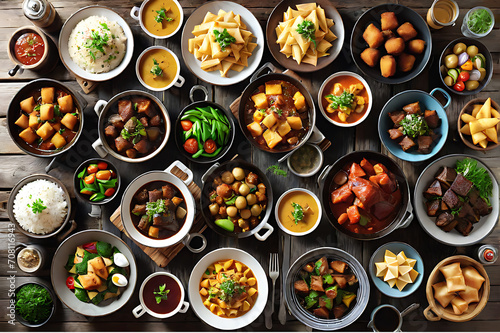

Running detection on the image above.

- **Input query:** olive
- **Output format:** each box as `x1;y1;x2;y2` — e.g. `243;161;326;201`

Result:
246;193;257;206
226;206;238;217
444;76;454;86
239;183;250;196
444;54;459;69
465;80;479;91
232;167;245;181
467;45;479;57
240;209;252;219
251;204;262;216
221;171;234;184
235;196;247;209
478;68;487;81
453;42;467;55
209;203;219;216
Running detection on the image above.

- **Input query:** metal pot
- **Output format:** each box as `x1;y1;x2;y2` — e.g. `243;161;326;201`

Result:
92;90;171;163
237;62;316;153
200;159;274;241
318;150;413;240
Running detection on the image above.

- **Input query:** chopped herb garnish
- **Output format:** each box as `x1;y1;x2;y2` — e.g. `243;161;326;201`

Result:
291;202;304;224
150;58;163;76
326;91;354;111
28;198;47;214
154;7;173;23
27;38;35;46
456;158;493;205
153;283;170;304
213;28;236;51
296;20;317;48
467;8;493;34
267;164;288;177
54;105;61;117
59;128;66;134
86;30;109;60
100;22;109;30
400;114;429;139
133;103;138;110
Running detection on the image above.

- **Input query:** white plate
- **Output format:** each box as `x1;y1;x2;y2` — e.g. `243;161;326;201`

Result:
188;248;268;330
59;6;134;82
414;154;499;246
180;1;264;86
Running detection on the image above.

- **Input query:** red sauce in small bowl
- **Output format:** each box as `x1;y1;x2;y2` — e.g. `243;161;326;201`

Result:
143;275;182;315
14;32;45;65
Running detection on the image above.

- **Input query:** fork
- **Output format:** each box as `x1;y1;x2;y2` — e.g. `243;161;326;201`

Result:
266;253;279;329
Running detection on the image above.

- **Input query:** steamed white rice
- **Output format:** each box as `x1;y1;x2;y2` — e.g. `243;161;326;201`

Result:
68;15;127;74
13;179;67;234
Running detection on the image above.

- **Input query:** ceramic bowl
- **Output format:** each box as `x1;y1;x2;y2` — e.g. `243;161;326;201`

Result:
13;281;56;327
457;98;500;151
318;71;373;127
368;242;424;298
130;0;184;39
135;46;185;92
414;154;499;246
59;5;134;82
287;143;324;177
275;188;322;236
50;229;137;317
188;248;268;330
424;255;490;322
378;88;450;162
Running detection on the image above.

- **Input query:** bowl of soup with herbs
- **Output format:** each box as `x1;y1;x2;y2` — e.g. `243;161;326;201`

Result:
276;189;321;236
136;46;184;91
318;71;372;127
130;0;183;39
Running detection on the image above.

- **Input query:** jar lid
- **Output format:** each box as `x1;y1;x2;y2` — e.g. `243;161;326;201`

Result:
23;0;45;20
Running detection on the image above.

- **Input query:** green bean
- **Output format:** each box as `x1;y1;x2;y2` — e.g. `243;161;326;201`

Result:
201;147;223;157
192;148;204;158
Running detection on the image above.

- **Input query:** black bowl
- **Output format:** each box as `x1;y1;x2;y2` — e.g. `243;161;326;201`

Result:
13;281;56;327
73;158;121;205
439;37;493;96
350;4;432;84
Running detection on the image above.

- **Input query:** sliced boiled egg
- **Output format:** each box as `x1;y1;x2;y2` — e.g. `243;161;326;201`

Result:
113;253;129;268
112;273;128;287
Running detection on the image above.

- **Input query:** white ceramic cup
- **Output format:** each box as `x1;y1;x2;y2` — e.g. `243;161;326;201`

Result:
133;272;189;319
135;46;185;92
130;0;183;39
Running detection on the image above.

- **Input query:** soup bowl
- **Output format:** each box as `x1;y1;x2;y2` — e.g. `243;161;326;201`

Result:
130;0;183;39
136;46;185;92
133;272;189;319
275;188;322;236
121;160;206;251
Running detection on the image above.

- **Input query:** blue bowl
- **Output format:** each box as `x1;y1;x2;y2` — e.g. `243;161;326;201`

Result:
368;242;424;298
378;88;450;162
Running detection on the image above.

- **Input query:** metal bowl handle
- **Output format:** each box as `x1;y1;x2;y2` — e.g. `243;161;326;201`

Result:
164;160;193;186
174;75;185;88
94;100;108;116
423;305;441;321
250;62;277;83
201;162;220;184
430;88;451;110
317;165;332;188
130;6;140;21
254;222;274;241
189;85;210;103
183;232;207;253
397;200;413;229
92;138;108;158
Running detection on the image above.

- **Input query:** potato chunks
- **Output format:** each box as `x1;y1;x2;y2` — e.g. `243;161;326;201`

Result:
265;83;282;95
381;12;398;30
247;122;263;137
293;91;306;111
40;104;54;121
262;129;282;149
61;113;78;130
397;22;417;41
287;116;302;130
277;120;291;137
50;132;66;148
361;48;380;67
407;39;425;54
29;112;39;129
15;114;29;129
380;55;396;77
57;95;74;113
19;127;38;144
363;23;384;48
262;113;278;129
385;37;405;55
88;257;109;279
36;122;55;141
252;92;268;109
20;97;36;113
41;87;54;104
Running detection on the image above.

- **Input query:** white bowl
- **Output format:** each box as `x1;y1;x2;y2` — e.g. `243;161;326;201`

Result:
135;46;185;92
59;5;134;82
275;188;322;236
188;248;268;330
414;154;499;246
317;71;373;127
51;230;137;317
130;0;184;39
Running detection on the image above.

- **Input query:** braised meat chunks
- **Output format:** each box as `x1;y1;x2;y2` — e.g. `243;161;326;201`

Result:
450;174;473;197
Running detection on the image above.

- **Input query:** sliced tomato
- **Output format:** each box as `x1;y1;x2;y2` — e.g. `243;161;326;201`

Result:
66;276;75;290
97;162;108;170
181;120;193;131
82;242;98;253
183;138;198;154
203;139;217;154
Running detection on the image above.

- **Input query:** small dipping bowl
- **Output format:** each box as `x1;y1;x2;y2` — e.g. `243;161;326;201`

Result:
287;143;324;177
136;45;185;92
16;243;46;273
130;0;184;39
275;188;322;236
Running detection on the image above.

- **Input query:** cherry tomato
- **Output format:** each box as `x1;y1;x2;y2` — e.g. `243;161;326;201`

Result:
183;138;199;154
96;170;111;180
459;71;470;82
203;139;217;153
181;120;193;131
97;162;108;170
66;276;75;290
84;173;95;184
453;81;465;92
87;164;98;174
82;242;98;253
104;188;116;197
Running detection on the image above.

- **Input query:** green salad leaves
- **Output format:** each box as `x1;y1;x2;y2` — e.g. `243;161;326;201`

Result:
400;114;429;138
16;284;53;324
456;158;493;204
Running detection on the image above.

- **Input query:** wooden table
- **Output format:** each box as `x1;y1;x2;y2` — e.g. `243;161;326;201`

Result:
0;0;499;331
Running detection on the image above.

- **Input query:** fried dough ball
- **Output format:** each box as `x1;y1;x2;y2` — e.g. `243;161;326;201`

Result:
398;53;416;72
381;29;396;41
397;22;418;42
380;55;396;77
407;39;426;54
363;23;384;48
360;48;381;67
385;37;405;55
381;12;399;30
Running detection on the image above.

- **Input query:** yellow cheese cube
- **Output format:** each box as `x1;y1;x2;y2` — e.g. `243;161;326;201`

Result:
251;93;268;109
262;113;278;129
40;104;54;121
41;87;54;104
287;116;302;130
293;91;306;110
247;122;263;137
29;112;39;129
265;82;282;95
263;129;282;149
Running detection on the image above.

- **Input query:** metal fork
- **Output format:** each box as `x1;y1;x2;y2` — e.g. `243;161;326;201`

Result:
268;253;279;318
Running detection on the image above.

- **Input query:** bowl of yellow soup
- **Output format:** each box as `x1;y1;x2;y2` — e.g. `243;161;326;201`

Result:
136;46;184;92
130;0;183;39
276;188;322;236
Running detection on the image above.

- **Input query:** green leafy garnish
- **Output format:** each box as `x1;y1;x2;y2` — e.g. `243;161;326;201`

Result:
33;105;41;112
296;20;317;48
456;158;493;205
323;274;334;284
219;279;236;302
467;8;493;34
146;199;166;216
54;105;61;117
304;290;319;309
96;241;113;258
154;7;173;23
213;28;236;51
326;91;354;111
271;106;283;116
28;198;47;214
399;114;429;138
291;202;304;225
150;58;163;76
267;164;288;177
154;284;170;304
15;284;53;324
86;30;109;60
28;38;36;46
121;118;146;141
100;22;109;31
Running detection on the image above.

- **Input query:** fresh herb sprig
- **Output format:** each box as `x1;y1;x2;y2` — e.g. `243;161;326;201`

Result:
154;7;173;23
467;8;493;34
296;20;317;48
456;158;493;205
267;164;288;177
213;28;236;51
291;202;304;224
326;91;354;111
399;114;429;139
86;30;109;61
146;199;166;216
153;284;170;304
28;198;47;214
150;58;163;76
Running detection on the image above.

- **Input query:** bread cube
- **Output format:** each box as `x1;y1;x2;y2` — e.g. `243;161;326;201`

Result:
36;122;55;141
50;132;66;148
19;127;38;144
57;95;74;113
40;104;54;121
15;114;29;129
29;112;40;129
20;97;36;113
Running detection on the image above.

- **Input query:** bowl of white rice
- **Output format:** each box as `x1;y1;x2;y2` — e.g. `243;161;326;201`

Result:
59;5;134;82
8;174;72;238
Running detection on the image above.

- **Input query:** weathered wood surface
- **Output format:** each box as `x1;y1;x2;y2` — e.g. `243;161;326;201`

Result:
0;0;499;331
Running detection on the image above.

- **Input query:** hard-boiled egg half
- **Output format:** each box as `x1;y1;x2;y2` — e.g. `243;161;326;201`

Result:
113;252;130;268
112;273;128;287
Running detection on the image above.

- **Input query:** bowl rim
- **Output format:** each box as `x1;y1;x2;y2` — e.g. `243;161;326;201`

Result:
14;280;56;327
368;241;424;298
457;98;500;151
135;45;182;92
287;143;324;177
275;188;322;236
132;0;184;39
317;71;373;127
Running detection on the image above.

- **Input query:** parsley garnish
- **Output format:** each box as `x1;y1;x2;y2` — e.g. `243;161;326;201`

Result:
28;198;47;214
296;20;317;48
267;164;288;177
219;279;236;302
146;199;165;216
150;58;163;76
27;38;35;46
59;128;65;134
291;202;304;224
326;91;354;111
153;284;170;304
121;118;146;141
399;114;429;139
154;7;173;23
54;105;61;117
213;28;236;51
100;22;109;31
133;103;138;111
271;106;283;116
86;30;109;61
